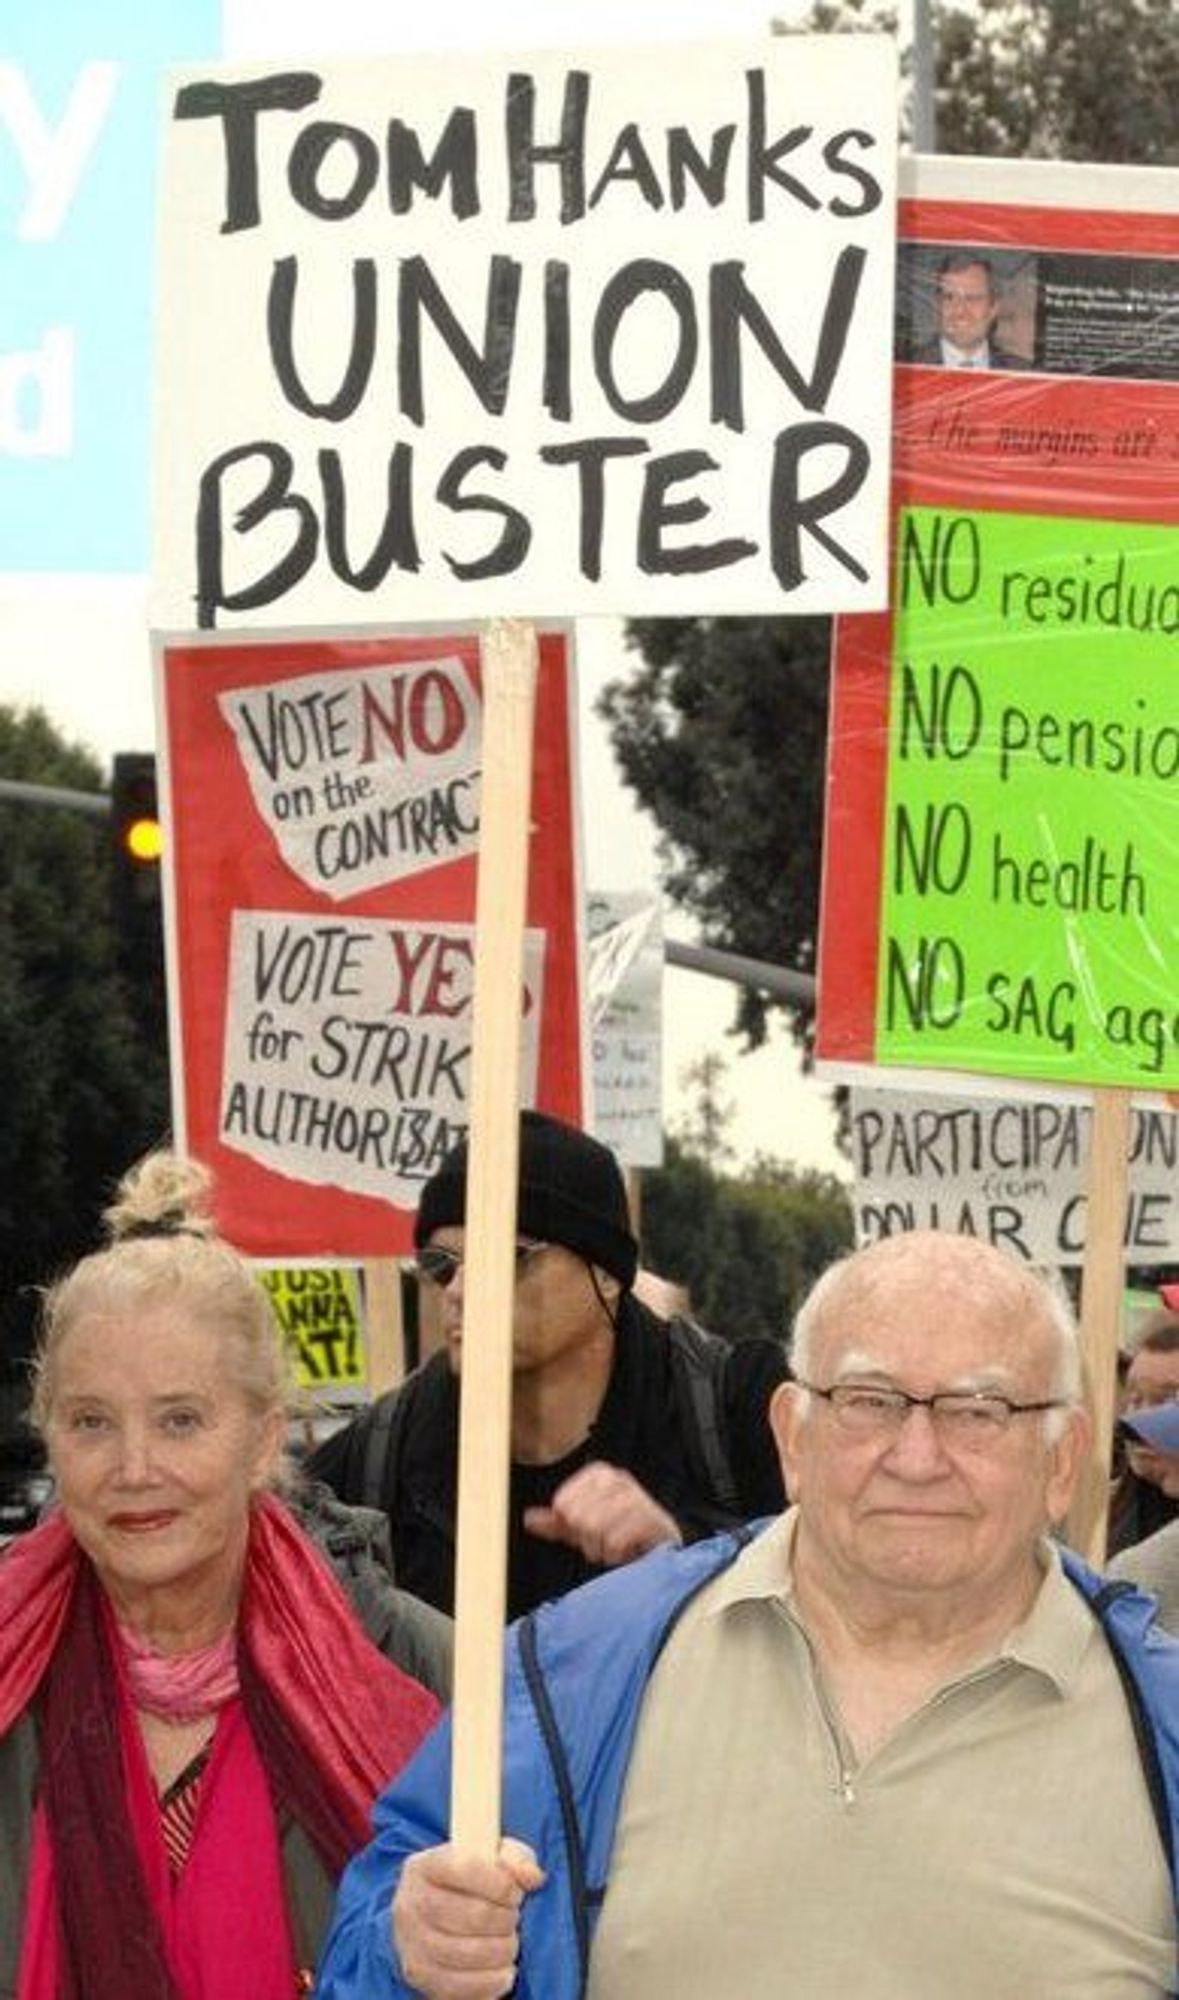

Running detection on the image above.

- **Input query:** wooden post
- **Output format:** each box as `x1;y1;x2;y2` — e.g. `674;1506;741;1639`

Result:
625;1166;642;1241
362;1258;406;1396
1066;1086;1133;1563
450;619;539;1855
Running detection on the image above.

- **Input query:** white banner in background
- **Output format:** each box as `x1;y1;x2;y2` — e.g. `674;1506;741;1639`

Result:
851;1084;1179;1264
588;891;663;1168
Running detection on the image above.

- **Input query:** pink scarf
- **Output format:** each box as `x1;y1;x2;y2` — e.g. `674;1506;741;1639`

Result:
118;1622;239;1722
20;1665;300;2000
1;1497;441;1998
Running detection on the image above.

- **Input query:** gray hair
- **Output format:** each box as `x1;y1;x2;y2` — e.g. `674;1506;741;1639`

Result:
32;1151;293;1444
789;1232;1082;1442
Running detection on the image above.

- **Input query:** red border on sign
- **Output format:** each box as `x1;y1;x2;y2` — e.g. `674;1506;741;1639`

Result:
159;628;583;1259
817;607;893;1061
818;183;1179;1072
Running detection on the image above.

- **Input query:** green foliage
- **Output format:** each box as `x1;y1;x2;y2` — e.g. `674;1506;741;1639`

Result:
641;1136;853;1343
0;707;168;1378
674;1051;737;1169
791;0;1179;161
934;0;1179;163
599;617;831;1049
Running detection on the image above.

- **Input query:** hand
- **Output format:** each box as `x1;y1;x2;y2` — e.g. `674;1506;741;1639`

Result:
523;1461;682;1567
393;1838;544;2000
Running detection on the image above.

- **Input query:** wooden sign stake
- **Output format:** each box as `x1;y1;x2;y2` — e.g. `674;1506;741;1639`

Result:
362;1258;406;1396
1066;1085;1132;1563
449;619;539;1855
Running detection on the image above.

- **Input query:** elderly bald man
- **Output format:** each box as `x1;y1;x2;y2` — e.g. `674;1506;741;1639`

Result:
319;1232;1179;2000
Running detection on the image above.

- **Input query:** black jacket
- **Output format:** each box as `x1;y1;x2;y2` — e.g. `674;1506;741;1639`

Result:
308;1296;788;1620
286;1479;452;1699
1108;1468;1179;1557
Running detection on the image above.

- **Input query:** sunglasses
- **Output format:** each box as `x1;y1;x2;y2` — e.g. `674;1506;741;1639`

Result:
414;1240;550;1289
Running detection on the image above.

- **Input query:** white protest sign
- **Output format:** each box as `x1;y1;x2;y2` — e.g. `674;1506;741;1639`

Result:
153;38;897;625
851;1084;1179;1264
587;895;659;1027
217;652;480;900
220;910;544;1205
587;890;663;1167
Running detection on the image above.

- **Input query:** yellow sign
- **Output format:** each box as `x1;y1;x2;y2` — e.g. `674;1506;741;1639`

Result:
259;1267;365;1389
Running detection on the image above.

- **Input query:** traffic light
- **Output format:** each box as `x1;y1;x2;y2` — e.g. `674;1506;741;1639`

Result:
110;751;165;1036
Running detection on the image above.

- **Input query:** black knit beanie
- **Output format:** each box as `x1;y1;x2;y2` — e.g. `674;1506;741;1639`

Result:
414;1110;638;1289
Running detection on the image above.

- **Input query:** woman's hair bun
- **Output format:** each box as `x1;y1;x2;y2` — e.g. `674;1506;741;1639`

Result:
103;1151;217;1246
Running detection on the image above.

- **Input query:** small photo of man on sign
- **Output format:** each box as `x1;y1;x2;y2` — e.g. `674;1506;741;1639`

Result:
897;242;1037;369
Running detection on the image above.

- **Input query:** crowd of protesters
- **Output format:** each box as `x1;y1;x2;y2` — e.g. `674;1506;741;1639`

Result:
3;1115;1178;1996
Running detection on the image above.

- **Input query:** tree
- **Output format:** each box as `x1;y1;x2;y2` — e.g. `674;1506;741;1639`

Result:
602;1;1179;1053
641;1136;853;1342
675;1051;738;1170
0;707;169;1387
798;1;1179;161
600;616;831;1050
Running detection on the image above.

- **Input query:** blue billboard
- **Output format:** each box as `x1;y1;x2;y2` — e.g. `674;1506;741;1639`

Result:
0;0;221;571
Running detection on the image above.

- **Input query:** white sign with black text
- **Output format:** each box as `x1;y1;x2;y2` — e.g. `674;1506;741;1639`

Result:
851;1084;1179;1264
153;37;898;625
588;891;663;1168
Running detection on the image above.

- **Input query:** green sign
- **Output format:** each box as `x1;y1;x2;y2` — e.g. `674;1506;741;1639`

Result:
878;505;1179;1087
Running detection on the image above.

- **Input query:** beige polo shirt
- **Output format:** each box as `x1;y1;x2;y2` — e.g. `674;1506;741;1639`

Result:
587;1513;1175;2000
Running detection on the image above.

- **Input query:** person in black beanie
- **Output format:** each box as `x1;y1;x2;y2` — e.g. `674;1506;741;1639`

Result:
307;1111;788;1620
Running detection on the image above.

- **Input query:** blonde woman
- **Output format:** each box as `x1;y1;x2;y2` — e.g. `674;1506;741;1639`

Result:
0;1152;440;2000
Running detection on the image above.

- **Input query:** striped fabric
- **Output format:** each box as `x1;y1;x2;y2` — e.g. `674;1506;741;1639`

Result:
158;1747;211;1875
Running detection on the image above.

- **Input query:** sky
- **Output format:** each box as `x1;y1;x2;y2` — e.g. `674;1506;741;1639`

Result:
0;0;849;1181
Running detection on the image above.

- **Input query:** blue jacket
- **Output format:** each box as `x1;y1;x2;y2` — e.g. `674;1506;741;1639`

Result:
316;1528;1179;2000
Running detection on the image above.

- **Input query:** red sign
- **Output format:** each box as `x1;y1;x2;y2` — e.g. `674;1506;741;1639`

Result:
158;627;583;1257
818;164;1179;1090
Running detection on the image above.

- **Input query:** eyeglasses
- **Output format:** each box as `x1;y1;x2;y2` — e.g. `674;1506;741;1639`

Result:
414;1241;550;1290
795;1379;1067;1448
